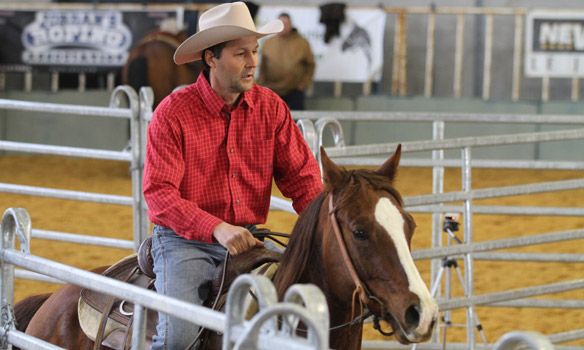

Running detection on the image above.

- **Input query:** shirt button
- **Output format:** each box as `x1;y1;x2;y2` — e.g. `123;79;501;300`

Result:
202;238;206;241
236;200;240;204
232;173;236;177
230;149;234;153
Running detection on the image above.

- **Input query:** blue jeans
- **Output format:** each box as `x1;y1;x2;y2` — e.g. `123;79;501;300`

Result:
150;225;226;350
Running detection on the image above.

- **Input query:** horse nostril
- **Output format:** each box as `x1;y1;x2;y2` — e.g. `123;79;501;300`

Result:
404;304;421;329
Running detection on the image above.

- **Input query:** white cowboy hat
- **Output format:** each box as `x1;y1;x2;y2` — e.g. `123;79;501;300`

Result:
174;2;283;65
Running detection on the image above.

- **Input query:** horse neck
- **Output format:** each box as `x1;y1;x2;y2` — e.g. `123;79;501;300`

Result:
274;220;327;297
274;201;364;350
306;226;365;350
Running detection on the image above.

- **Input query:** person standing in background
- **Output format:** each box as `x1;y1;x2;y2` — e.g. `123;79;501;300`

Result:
257;13;315;110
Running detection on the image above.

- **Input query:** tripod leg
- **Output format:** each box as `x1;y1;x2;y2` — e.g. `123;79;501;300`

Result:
430;265;446;296
442;325;448;349
453;264;487;344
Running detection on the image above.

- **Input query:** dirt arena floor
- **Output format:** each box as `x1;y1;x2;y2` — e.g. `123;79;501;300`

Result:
1;154;583;348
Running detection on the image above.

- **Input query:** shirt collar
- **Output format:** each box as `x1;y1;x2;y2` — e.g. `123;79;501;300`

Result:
195;72;255;116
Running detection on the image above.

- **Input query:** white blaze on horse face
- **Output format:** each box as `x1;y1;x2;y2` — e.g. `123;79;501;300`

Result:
374;197;438;336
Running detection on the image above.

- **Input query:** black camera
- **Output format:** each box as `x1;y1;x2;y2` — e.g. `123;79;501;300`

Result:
443;214;460;233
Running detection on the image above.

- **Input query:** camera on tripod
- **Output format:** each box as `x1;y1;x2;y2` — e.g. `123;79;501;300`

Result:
443;213;460;233
424;212;487;346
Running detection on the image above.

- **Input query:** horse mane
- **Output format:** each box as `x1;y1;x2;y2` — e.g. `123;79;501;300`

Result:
274;167;402;299
274;192;326;298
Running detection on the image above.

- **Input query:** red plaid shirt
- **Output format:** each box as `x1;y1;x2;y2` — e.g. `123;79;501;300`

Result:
143;73;322;242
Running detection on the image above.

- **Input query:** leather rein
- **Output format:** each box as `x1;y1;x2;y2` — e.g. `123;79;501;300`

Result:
328;193;394;336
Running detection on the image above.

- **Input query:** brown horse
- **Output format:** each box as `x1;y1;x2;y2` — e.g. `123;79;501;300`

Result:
14;145;438;350
121;30;202;108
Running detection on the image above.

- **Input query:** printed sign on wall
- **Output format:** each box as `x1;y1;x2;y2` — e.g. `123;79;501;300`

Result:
21;11;133;67
0;9;190;73
256;6;386;83
525;11;584;77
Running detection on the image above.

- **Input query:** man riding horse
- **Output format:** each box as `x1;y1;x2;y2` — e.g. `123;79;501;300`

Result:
142;2;323;349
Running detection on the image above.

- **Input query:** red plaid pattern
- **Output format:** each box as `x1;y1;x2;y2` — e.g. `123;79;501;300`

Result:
143;73;322;242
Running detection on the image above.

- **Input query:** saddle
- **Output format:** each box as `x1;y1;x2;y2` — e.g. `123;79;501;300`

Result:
78;236;282;350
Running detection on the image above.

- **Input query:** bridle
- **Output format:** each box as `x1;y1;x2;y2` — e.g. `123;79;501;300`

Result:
188;194;393;350
328;193;395;336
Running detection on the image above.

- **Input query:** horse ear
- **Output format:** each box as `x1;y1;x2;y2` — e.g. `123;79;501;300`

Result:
376;144;402;182
320;146;344;189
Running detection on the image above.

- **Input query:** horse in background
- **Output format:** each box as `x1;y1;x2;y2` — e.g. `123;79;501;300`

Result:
121;28;202;108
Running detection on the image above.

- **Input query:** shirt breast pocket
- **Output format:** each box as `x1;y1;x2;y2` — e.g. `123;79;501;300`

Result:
241;139;274;180
187;132;222;166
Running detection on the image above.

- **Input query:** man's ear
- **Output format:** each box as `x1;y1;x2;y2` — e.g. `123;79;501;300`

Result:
204;50;215;68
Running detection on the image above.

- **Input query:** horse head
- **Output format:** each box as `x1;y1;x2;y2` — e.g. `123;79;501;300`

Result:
320;144;438;344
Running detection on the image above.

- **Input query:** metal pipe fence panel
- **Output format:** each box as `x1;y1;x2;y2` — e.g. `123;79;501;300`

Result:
299;113;582;349
2;250;329;350
0;208;330;350
0;86;148;253
3;89;584;348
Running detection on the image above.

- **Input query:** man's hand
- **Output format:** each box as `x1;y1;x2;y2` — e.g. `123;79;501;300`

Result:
212;222;263;255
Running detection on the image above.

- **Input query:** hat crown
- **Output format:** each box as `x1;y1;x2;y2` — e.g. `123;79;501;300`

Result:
174;1;282;65
199;2;255;32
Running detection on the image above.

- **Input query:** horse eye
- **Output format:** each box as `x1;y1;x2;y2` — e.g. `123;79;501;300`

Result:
352;229;368;241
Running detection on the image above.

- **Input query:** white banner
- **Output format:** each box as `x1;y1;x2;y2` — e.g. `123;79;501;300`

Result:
256;6;386;83
525;11;584;77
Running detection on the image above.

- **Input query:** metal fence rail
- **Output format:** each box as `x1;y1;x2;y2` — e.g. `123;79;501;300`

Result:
0;208;330;350
293;111;584;124
0;86;148;252
0;141;132;161
0;98;133;118
323;129;584;157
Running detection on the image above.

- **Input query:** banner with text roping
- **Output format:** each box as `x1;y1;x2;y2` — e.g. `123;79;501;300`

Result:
0;8;195;73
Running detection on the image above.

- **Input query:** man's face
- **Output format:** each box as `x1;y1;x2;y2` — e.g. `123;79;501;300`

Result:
210;36;258;95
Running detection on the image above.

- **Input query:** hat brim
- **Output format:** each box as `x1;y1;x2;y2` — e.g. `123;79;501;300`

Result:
174;19;283;65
